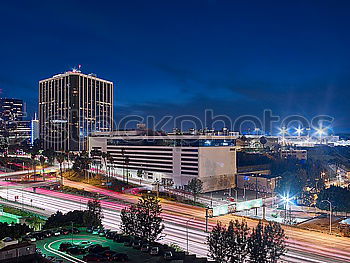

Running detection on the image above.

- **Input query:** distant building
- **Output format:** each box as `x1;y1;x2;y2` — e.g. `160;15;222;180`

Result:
31;113;39;145
0;98;32;146
0;242;36;262
39;70;114;151
0;98;24;121
236;174;280;194
88;129;238;192
280;149;307;160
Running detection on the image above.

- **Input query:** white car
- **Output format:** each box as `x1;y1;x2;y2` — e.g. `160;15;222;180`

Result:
76;240;92;248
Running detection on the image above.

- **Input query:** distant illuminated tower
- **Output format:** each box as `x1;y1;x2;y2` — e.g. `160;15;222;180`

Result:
31;113;39;145
39;69;114;151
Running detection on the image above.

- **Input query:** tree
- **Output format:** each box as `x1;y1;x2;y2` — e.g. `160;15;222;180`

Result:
39;155;46;181
227;220;250;263
42;148;55;165
56;153;65;185
248;221;267;263
248;221;287;263
187;178;203;203
120;195;164;242
207;222;230;263
120;205;139;236
73;151;91;181
265;222;287;263
83;198;103;228
137;169;144;185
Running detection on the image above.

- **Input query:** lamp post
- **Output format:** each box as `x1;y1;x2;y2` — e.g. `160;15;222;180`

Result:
321;200;332;235
186;217;195;254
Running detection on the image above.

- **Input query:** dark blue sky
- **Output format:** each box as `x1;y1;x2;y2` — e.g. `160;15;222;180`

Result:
1;0;350;133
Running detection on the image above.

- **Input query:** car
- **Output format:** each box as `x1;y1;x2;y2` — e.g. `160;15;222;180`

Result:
60;228;70;235
53;230;61;236
99;249;115;257
83;253;108;262
23;235;36;242
88;244;110;254
72;227;80;234
47;256;56;262
140;244;150;252
111;253;129;262
32;232;44;240
98;231;106;237
76;240;92;248
132;240;142;249
92;229;99;235
86;227;93;233
59;242;73;252
106;231;116;239
164;251;173;260
113;234;127;243
36;248;42;254
150;246;160;256
42;230;53;238
66;246;86;255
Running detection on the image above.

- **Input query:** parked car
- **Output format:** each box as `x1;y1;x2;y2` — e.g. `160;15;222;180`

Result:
111;253;129;262
72;227;80;234
83;253;107;262
32;232;44;240
53;230;61;236
140;244;150;252
132;240;142;249
123;236;133;247
42;230;53;238
23;235;36;242
76;240;92;248
86;227;93;233
106;231;116;239
66;246;86;255
88;244;110;254
60;228;70;235
150;246;160;256
59;242;73;252
164;251;173;260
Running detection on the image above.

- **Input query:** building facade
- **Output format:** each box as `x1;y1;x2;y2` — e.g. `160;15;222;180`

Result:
88;130;238;192
0;98;24;121
39;70;114;151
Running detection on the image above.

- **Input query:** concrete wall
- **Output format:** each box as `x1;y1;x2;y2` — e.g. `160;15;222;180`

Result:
198;147;237;192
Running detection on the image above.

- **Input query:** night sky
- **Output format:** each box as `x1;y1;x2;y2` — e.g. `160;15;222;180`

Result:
1;0;350;133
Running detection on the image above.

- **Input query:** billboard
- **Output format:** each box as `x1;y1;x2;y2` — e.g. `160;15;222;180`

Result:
211;198;263;217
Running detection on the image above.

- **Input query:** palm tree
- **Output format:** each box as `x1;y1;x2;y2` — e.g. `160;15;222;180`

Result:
56;153;65;185
39;156;45;181
30;151;38;182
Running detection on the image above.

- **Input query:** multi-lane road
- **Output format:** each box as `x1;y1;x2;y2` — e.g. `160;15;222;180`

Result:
1;180;350;262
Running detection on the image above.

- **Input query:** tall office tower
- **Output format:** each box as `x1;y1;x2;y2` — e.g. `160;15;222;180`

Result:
39;69;114;152
0;98;24;121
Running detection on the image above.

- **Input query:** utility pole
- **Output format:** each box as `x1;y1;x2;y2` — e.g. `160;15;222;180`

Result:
322;200;332;234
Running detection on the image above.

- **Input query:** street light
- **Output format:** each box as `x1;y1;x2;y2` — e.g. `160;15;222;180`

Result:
186;217;195;254
295;126;303;137
321;200;332;235
281;193;294;224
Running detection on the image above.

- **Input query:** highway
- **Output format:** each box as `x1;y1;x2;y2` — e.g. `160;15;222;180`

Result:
1;184;350;263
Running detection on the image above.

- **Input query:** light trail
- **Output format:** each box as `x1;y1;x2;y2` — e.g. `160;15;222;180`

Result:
2;188;350;262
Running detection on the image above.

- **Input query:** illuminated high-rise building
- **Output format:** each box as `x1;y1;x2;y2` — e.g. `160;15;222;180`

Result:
39;69;114;151
0;98;24;121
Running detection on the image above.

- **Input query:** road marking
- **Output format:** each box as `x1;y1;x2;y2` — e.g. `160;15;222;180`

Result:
43;243;79;263
44;239;86;263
